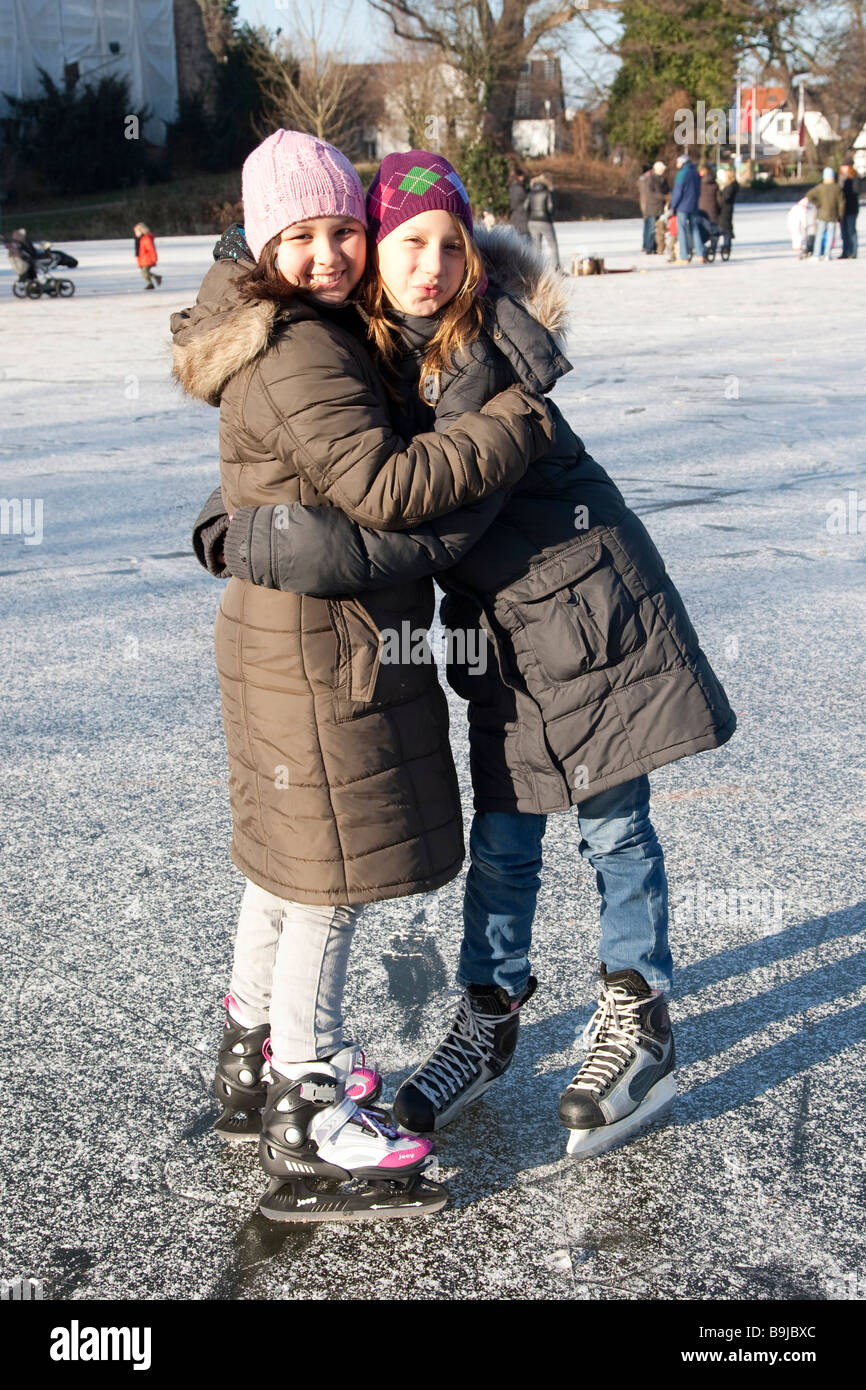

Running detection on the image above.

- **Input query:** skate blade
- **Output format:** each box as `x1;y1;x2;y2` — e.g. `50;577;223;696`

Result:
565;1074;677;1161
258;1176;449;1223
213;1109;262;1143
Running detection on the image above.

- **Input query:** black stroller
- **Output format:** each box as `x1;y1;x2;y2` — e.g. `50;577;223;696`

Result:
699;216;730;262
6;229;78;297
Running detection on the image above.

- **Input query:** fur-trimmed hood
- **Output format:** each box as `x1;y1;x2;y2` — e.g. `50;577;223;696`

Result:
170;259;285;406
474;223;568;346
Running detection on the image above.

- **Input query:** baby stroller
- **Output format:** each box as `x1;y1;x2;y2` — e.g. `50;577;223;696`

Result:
6;229;77;298
701;219;729;261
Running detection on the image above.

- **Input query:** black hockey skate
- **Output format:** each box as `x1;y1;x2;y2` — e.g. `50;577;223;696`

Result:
258;1061;448;1222
392;977;536;1133
213;995;382;1142
559;966;676;1160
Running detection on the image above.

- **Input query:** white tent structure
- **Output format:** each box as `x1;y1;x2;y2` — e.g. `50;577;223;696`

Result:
0;0;179;143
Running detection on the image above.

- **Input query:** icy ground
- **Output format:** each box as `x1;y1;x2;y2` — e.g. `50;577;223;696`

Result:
1;206;864;1302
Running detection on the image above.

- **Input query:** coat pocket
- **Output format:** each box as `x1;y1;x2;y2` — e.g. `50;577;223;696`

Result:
499;533;647;685
326;598;382;703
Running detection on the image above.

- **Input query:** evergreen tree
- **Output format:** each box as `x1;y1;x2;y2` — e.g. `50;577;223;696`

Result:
607;0;741;158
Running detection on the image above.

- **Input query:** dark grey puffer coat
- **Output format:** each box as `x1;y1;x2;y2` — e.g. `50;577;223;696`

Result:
195;228;735;815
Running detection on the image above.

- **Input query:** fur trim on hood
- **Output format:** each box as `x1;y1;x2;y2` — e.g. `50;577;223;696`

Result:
474;224;568;346
170;259;277;406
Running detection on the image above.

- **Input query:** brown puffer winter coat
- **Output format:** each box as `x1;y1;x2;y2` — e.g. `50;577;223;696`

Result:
195;230;735;815
171;259;552;904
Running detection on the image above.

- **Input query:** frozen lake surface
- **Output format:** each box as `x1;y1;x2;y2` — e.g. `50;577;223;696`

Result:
1;205;864;1301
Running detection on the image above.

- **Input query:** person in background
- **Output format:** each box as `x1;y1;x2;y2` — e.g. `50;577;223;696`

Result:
7;227;40;281
717;168;738;258
637;165;654;252
839;162;860;259
524;172;561;270
134;223;162;290
638;161;669;255
508;166;530;242
670;153;701;264
807;168;844;262
697;164;721;257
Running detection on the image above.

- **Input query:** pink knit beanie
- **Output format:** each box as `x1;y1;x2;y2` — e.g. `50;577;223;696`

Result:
241;129;367;261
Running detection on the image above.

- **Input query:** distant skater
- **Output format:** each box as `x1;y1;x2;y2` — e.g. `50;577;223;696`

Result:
134;223;162;290
524;173;561;270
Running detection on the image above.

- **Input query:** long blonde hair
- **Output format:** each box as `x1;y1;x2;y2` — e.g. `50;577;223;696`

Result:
360;215;485;403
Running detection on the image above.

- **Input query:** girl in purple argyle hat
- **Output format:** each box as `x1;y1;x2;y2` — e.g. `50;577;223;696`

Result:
363;150;488;395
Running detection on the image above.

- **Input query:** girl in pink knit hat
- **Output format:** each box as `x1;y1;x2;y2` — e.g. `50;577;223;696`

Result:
173;131;554;1222
194;146;734;1171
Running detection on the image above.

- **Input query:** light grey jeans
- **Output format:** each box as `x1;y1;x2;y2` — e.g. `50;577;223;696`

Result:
527;218;561;269
229;879;364;1062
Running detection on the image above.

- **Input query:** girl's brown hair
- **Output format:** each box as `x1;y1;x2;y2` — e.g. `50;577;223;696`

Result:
360;215;485;402
236;231;299;304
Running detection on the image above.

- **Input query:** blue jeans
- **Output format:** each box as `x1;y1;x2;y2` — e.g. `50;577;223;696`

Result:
841;213;858;258
642;215;656;252
677;210;700;261
815;220;836;258
458;775;672;998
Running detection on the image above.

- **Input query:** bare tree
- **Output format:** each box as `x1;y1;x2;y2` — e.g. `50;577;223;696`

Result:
247;4;371;149
812;0;866;152
367;0;606;147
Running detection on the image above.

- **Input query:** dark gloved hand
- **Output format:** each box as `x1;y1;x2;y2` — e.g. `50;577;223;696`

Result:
213;223;252;263
198;513;231;577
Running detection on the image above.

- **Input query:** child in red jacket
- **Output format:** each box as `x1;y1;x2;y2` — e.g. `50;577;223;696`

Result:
133;223;162;290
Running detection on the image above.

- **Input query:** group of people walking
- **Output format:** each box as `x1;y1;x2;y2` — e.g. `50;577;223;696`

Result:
638;155;737;263
171;129;735;1223
790;164;860;260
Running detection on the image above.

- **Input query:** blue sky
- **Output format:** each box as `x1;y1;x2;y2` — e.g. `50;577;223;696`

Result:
231;0;622;106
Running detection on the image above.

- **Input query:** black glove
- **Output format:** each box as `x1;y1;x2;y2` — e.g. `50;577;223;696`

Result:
213;223;253;264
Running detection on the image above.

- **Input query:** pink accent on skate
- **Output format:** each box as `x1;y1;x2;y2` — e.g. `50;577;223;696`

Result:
225;993;259;1028
346;1066;380;1101
378;1138;432;1168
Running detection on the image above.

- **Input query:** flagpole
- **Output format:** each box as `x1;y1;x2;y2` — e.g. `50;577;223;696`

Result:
750;82;757;164
735;66;742;174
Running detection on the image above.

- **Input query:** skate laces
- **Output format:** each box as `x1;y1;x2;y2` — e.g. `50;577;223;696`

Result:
412;994;500;1107
570;983;643;1097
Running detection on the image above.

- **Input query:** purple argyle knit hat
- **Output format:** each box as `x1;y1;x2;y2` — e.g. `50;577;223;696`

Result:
242;129;366;261
366;151;473;244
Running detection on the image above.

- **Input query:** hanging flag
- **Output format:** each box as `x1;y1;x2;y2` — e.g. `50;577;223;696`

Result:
798;117;806;148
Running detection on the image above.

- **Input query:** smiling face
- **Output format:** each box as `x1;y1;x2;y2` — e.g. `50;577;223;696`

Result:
275;216;367;303
376;209;467;317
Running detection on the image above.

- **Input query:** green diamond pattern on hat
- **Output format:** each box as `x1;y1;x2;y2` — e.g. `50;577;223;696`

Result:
398;166;442;195
366;150;474;243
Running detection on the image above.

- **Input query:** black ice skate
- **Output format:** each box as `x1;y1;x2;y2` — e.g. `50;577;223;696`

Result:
258;1060;448;1222
213;998;270;1142
392;978;536;1134
559;967;676;1160
213;995;382;1143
